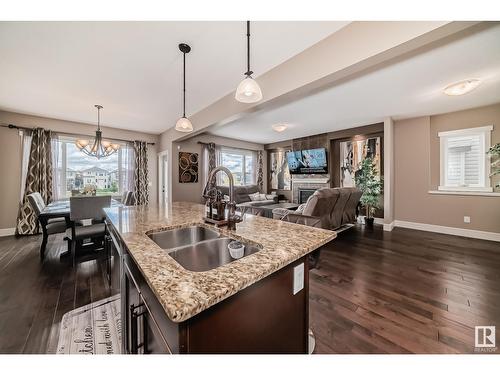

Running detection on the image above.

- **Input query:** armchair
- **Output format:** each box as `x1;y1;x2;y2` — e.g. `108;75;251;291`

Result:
273;187;362;231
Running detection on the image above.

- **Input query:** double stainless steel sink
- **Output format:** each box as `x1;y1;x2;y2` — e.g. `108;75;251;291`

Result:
147;226;260;272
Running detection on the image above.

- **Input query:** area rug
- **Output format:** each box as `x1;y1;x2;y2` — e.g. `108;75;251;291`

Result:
56;294;122;354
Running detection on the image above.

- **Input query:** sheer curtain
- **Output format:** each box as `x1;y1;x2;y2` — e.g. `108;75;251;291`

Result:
51;135;64;201
120;142;135;196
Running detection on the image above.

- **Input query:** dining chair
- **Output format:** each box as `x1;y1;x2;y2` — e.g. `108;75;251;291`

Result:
27;192;68;260
121;190;129;203
123;191;136;206
68;195;111;267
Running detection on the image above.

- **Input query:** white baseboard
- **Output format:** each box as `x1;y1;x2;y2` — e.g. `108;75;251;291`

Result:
393;220;500;242
383;221;395;232
0;228;16;237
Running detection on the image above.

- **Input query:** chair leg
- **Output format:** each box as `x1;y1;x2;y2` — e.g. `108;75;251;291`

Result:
40;232;48;261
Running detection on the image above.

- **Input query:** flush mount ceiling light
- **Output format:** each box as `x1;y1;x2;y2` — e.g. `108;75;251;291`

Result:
76;105;120;159
443;79;481;96
175;43;194;132
272;123;288;132
235;21;263;104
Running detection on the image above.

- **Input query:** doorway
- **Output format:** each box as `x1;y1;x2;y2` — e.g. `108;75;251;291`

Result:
158;151;169;207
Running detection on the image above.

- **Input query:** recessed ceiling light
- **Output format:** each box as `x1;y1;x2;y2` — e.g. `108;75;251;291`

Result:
443;79;481;96
272;123;288;132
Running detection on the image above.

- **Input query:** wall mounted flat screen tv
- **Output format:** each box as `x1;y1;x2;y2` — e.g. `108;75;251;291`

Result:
286;148;328;174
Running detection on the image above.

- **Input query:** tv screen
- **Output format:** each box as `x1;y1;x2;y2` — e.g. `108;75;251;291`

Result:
287;148;328;174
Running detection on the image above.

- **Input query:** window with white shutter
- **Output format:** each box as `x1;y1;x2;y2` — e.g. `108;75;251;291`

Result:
439;126;493;192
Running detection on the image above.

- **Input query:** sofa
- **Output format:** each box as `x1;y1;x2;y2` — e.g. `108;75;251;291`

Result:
217;185;278;208
272;187;362;231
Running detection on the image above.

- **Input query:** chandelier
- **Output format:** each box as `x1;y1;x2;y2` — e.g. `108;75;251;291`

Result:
76;105;120;159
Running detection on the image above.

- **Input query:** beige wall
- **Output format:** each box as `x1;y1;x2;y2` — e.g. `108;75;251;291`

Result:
0;110;159;230
172;134;266;203
394;104;500;234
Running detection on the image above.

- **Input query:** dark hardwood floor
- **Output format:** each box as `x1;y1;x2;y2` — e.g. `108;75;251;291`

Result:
0;233;111;354
1;225;499;354
310;225;500;354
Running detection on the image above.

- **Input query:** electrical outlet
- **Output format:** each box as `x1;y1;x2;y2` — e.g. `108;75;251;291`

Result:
293;263;304;295
464;216;471;223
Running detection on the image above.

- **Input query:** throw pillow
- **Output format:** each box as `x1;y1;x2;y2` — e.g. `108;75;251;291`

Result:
249;192;262;201
296;203;307;213
265;194;275;200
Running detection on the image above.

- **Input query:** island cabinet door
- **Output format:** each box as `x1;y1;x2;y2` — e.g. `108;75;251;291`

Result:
105;223;122;295
180;256;310;354
123;258;172;354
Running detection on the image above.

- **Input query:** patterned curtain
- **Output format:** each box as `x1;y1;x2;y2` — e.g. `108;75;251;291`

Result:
133;141;149;205
16;128;53;235
207;142;216;185
257;150;264;191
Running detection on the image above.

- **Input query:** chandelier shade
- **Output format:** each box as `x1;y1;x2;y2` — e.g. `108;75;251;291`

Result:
75;105;120;159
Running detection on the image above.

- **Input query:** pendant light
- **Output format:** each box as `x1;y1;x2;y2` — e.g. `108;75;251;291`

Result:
175;43;194;132
76;105;120;159
235;21;262;103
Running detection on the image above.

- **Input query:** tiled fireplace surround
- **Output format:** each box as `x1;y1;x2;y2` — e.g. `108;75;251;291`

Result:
292;177;330;204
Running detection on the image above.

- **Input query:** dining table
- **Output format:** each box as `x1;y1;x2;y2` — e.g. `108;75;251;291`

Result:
38;198;121;260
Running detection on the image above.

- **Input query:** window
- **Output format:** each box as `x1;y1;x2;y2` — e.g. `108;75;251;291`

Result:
439;126;493;192
218;148;256;186
53;136;133;198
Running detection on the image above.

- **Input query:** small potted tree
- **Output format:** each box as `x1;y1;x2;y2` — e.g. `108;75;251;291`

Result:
355;157;383;226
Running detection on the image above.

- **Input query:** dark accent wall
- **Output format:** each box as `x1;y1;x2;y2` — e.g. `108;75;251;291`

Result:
264;123;384;211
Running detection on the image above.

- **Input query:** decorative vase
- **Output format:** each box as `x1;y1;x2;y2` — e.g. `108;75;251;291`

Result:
365;217;375;226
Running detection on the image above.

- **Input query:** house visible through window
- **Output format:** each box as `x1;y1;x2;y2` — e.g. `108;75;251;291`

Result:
439;126;493;192
218;147;256;186
53;136;131;198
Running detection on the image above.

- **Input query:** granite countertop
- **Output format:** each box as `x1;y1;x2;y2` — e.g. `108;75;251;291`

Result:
104;202;336;323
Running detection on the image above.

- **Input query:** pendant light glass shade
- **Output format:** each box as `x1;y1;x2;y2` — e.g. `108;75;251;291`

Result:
175;116;194;132
175;43;194;133
235;77;263;103
235;21;262;104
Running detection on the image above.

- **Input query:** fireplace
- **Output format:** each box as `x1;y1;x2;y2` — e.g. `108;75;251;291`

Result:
298;188;316;204
292;177;330;203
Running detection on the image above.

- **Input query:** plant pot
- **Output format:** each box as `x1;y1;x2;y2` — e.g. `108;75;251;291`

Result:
364;217;375;226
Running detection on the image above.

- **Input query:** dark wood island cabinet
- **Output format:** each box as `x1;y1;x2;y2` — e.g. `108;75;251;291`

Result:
104;202;335;354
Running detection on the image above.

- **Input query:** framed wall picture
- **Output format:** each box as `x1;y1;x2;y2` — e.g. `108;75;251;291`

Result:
179;152;199;183
339;137;381;187
269;150;291;190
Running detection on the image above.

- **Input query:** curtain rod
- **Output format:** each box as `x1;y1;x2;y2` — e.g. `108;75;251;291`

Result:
197;140;262;152
1;123;155;146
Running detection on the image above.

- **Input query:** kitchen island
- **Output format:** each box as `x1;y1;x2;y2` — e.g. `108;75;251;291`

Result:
104;202;336;354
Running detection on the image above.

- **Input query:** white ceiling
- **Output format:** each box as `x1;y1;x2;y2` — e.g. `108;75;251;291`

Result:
208;24;500;144
0;21;348;134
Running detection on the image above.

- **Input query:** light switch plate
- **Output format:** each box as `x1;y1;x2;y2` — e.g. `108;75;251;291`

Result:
464;216;471;223
293;263;305;295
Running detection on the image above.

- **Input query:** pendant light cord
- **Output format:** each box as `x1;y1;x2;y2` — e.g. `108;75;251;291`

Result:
246;20;252;77
183;50;186;118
